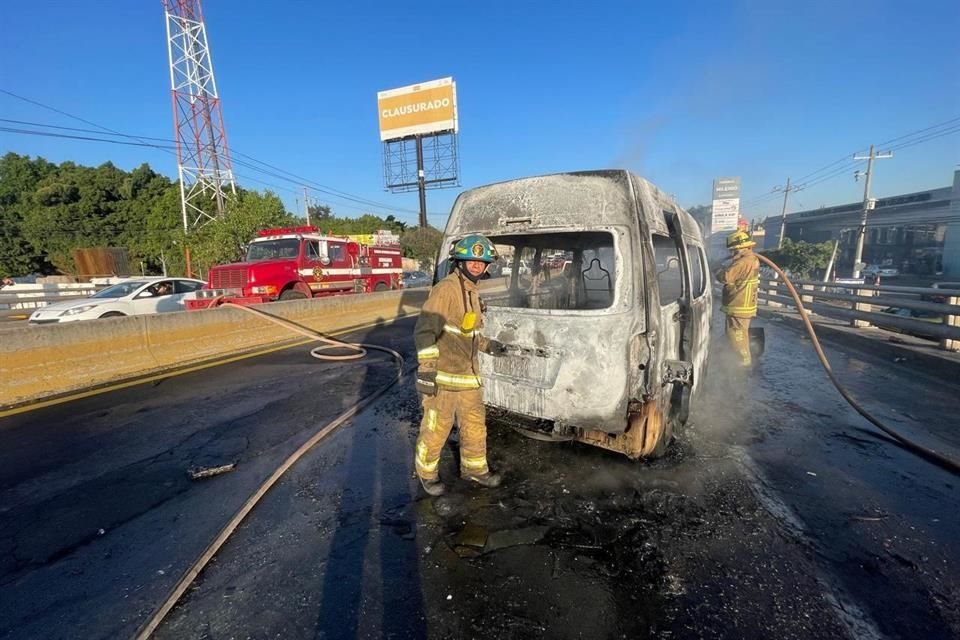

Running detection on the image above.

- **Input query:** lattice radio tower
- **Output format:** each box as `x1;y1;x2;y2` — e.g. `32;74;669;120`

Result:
164;0;235;233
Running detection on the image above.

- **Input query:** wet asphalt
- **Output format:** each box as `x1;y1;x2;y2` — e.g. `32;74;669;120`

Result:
0;316;958;639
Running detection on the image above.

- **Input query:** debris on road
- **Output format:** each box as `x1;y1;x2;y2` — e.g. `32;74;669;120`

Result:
187;463;236;480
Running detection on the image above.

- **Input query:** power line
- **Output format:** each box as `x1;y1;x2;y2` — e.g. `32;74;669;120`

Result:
0;124;440;221
793;154;855;184
0;118;178;143
887;124;960;152
0;126;179;151
0;90;444;219
742;114;960;212
878;115;960;147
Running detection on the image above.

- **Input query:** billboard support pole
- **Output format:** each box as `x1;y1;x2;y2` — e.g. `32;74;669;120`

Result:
416;135;427;228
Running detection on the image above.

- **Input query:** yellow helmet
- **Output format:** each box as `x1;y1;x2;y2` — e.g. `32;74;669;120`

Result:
726;230;756;250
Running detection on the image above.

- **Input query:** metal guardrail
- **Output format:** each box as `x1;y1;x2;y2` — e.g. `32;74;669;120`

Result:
0;286;101;320
758;278;960;352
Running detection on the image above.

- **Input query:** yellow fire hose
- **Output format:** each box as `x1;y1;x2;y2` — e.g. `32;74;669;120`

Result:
756;254;960;475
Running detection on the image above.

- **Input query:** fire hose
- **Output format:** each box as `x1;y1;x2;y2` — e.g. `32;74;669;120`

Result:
133;301;408;640
136;267;960;637
757;254;960;476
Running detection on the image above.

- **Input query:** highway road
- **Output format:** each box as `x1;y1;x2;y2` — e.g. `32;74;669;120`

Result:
1;316;958;639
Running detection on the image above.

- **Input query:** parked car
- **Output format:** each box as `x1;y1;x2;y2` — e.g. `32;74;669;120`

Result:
862;264;899;278
28;278;206;324
877;306;942;341
401;271;431;288
501;260;531;278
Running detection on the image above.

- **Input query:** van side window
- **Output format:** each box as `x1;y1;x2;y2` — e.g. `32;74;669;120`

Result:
687;245;706;298
653;235;683;305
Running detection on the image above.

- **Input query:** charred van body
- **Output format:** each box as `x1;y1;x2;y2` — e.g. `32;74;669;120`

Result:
436;170;711;459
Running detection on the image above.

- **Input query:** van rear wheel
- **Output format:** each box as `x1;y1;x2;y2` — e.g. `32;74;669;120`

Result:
634;404;674;459
626;400;674;459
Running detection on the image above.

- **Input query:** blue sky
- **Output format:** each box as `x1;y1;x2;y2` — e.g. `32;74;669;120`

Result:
2;0;958;227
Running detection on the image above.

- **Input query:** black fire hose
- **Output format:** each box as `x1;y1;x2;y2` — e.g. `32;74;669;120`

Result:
757;254;960;476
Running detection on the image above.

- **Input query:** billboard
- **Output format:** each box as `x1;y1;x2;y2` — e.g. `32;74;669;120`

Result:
378;77;458;142
711;176;741;234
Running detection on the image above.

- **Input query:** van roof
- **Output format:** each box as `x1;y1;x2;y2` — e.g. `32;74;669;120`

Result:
445;170;695;241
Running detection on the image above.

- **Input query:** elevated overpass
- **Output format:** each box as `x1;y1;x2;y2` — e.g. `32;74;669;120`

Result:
1;292;958;639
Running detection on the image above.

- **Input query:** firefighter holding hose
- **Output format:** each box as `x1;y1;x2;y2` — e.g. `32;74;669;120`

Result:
715;230;760;367
413;234;508;496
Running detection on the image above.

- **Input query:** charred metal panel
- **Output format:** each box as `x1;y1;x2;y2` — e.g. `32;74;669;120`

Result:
480;311;636;432
441;170;712;451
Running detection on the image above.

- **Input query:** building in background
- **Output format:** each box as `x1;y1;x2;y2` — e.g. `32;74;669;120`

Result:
763;169;960;277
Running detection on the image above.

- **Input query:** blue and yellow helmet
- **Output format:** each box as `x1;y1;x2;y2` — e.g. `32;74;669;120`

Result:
451;234;498;264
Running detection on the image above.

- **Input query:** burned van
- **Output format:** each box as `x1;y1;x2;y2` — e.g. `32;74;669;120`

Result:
436;170;711;458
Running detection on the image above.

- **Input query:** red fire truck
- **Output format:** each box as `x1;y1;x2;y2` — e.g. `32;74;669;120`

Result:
186;226;403;310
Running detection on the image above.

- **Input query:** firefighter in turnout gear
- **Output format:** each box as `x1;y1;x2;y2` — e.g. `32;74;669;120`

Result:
715;230;760;367
414;234;508;496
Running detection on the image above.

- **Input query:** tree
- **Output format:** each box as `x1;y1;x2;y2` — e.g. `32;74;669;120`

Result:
188;190;296;272
305;203;332;225
312;212;405;236
760;238;835;278
401;226;443;270
0;153;57;276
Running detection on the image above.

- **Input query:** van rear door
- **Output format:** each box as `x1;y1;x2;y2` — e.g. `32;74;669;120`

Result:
478;227;638;432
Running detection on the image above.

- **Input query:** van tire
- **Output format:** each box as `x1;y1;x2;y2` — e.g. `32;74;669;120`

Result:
279;289;307;301
99;311;126;318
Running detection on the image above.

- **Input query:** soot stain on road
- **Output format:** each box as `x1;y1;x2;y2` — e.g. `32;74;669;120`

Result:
382;382;845;640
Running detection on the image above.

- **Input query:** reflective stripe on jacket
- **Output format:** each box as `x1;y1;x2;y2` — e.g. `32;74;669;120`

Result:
414;272;489;390
715;252;760;318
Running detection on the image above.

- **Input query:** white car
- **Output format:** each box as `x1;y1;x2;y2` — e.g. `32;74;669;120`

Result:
28;278;206;324
862;264;899;278
501;260;531;277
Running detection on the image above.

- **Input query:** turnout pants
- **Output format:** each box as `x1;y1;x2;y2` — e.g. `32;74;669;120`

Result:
415;388;489;481
725;315;753;366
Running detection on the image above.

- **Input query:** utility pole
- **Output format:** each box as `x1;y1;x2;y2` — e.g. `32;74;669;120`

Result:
303;186;311;225
851;145;894;278
775;177;802;249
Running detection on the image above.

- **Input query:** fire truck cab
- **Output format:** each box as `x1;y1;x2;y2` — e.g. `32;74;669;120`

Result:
187;226;403;309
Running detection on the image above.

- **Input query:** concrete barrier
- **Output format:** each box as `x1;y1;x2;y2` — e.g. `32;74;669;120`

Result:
1;288;429;410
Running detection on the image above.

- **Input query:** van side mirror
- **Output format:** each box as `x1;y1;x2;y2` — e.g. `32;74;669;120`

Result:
320;257;331;266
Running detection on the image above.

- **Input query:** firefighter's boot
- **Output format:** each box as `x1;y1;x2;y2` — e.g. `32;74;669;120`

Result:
419;475;447;496
462;470;502;488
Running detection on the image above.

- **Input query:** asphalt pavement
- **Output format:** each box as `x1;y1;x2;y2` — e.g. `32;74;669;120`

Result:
0;316;958;639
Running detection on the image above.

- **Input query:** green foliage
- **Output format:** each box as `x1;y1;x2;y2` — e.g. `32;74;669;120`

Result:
309;211;406;236
761;238;836;278
188;190;296;272
0;153;58;276
0;152;417;279
400;226;443;269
